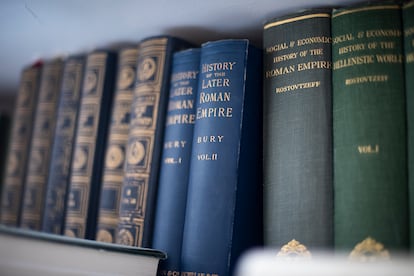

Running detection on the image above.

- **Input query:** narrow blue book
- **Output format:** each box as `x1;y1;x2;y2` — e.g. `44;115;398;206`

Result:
152;48;201;276
64;49;117;240
180;39;263;276
42;55;86;234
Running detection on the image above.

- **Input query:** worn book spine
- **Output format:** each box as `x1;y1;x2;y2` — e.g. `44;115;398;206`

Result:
20;58;64;230
262;9;333;252
95;46;138;243
332;2;408;254
41;55;86;234
0;62;43;226
152;48;200;276
116;36;192;248
64;50;117;239
403;0;414;250
180;39;263;276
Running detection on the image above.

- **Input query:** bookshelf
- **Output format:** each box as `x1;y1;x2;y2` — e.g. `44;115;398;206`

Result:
1;0;412;275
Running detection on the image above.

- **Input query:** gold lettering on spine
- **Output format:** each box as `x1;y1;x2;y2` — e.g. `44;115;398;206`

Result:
264;12;332;94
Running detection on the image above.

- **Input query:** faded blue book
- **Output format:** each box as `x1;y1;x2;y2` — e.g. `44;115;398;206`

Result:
180;39;263;276
42;55;86;235
116;36;192;248
0;61;42;226
152;48;200;276
64;50;117;240
20;58;64;230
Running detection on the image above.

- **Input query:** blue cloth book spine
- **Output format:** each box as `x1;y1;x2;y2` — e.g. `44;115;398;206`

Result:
152;48;201;275
42;55;86;234
180;39;263;276
64;50;117;240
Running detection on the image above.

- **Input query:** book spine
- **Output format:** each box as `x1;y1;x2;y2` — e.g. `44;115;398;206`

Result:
41;55;86;234
95;46;138;243
403;0;414;250
262;9;333;252
152;48;200;275
64;51;117;239
332;3;408;254
20;58;64;230
0;63;42;226
116;36;192;247
181;39;262;276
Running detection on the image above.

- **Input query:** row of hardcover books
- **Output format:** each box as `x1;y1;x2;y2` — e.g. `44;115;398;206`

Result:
1;0;414;275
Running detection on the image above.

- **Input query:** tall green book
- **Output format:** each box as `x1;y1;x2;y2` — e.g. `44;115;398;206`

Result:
263;9;333;252
95;46;138;243
403;0;414;250
0;61;43;226
20;58;64;230
332;2;408;256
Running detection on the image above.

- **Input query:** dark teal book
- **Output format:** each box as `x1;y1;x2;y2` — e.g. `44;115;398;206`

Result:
152;48;200;276
20;58;64;230
42;55;86;234
64;50;117;240
180;39;263;276
95;46;138;243
332;2;408;255
262;9;333;253
403;0;414;250
0;61;43;226
116;36;192;248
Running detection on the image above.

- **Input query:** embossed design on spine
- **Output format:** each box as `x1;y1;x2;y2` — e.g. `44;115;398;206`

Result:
276;240;312;259
20;59;63;230
349;237;390;261
65;53;108;238
117;38;168;247
42;56;85;234
0;64;42;226
96;47;138;243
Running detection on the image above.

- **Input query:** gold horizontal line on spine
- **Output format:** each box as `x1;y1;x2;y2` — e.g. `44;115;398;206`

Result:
404;1;414;9
333;5;400;18
264;13;331;29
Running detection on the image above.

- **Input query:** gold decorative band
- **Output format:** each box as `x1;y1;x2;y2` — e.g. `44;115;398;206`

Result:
264;13;331;29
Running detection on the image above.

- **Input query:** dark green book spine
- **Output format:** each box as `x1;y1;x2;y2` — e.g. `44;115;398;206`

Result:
64;50;117;239
403;0;414;250
42;55;86;234
116;36;192;248
20;58;64;230
0;62;42;226
332;2;408;254
262;9;333;252
95;46;138;243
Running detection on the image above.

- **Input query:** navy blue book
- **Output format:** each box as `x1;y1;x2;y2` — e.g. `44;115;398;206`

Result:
116;36;193;248
20;57;64;230
180;39;263;276
1;61;42;226
152;48;200;275
42;55;86;234
95;46;138;243
64;50;117;240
